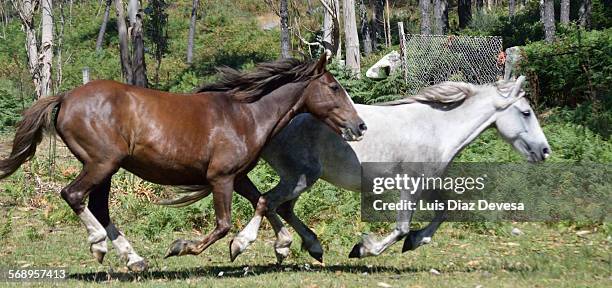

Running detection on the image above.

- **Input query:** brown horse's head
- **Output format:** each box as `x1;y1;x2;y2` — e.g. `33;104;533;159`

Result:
302;52;366;141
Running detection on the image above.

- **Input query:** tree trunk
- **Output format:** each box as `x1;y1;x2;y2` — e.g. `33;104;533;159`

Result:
359;0;372;55
95;0;111;52
343;0;360;77
55;0;65;89
384;0;390;47
114;0;132;84
333;0;341;60
560;0;570;24
541;0;555;43
475;0;483;10
40;0;53;97
280;0;290;58
187;0;199;64
487;0;493;11
13;0;42;98
370;0;383;51
128;0;147;87
433;0;448;34
509;0;516;17
579;0;591;29
458;0;471;29
321;0;336;49
419;0;431;34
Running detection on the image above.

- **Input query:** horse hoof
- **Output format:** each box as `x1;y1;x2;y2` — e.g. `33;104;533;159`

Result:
308;250;323;263
164;239;189;258
90;242;107;264
92;250;106;264
127;259;148;273
402;235;416;252
274;247;290;265
229;239;244;262
348;243;363;258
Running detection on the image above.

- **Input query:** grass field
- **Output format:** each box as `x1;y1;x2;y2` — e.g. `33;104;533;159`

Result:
0;208;609;287
0;135;610;287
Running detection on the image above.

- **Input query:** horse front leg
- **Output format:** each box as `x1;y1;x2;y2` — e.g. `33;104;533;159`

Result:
403;191;448;252
165;176;234;258
230;177;293;263
349;189;415;258
402;208;448;252
230;170;319;262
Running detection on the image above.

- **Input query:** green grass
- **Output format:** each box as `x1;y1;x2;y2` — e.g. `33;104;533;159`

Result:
0;206;609;287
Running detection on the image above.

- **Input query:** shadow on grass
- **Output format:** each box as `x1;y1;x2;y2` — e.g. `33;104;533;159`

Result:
69;264;426;282
69;263;537;282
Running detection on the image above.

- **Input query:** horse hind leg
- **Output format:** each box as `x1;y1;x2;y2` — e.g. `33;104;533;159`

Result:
276;199;323;262
229;177;293;263
230;167;321;263
165;175;234;258
88;178;147;272
60;163;118;264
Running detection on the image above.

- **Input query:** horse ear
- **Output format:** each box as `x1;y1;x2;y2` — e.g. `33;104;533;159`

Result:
315;49;331;73
510;75;526;99
496;75;527;109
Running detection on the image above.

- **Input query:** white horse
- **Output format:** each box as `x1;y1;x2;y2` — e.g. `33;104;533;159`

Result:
174;76;552;262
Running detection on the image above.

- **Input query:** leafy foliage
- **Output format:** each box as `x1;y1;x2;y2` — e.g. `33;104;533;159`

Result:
461;2;544;49
518;28;611;137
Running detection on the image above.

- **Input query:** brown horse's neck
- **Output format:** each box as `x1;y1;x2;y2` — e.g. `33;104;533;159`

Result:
242;81;310;146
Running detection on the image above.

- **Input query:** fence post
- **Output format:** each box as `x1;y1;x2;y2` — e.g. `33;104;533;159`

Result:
397;22;408;83
82;67;90;84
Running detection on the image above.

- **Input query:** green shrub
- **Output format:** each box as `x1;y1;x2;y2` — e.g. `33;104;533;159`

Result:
466;8;504;35
518;28;611;137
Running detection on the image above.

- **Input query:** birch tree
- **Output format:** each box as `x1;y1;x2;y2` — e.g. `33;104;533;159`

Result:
343;0;360;77
12;0;54;98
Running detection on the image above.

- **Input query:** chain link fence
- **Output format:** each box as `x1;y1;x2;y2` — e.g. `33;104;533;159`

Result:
399;33;504;94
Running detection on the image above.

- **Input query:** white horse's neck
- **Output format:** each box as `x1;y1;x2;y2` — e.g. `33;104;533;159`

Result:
434;93;499;161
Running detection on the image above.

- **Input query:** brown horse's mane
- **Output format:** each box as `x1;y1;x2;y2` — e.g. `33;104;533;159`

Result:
196;58;322;103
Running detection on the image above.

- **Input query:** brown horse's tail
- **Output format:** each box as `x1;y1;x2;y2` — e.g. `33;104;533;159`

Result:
0;95;62;180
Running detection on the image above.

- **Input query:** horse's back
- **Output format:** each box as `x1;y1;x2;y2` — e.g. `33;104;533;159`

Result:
55;80;217;185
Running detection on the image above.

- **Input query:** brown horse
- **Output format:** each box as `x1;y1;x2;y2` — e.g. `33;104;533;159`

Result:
0;53;366;272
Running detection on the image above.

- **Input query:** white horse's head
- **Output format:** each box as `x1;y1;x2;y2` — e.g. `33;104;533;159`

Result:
492;76;551;162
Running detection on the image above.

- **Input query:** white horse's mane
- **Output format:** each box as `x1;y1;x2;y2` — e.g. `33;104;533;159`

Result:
377;80;518;106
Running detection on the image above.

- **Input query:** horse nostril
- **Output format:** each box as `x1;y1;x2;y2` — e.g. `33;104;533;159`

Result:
542;147;551;159
359;123;367;132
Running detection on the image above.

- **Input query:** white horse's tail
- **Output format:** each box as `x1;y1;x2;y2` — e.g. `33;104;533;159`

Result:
155;185;212;207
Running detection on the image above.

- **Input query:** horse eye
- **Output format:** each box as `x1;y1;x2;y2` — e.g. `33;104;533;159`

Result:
329;84;340;91
522;111;531;117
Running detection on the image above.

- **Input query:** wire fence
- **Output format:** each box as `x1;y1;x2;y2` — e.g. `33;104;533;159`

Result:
398;31;504;94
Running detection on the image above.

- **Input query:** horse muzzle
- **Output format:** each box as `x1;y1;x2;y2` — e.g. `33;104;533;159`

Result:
341;121;367;141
